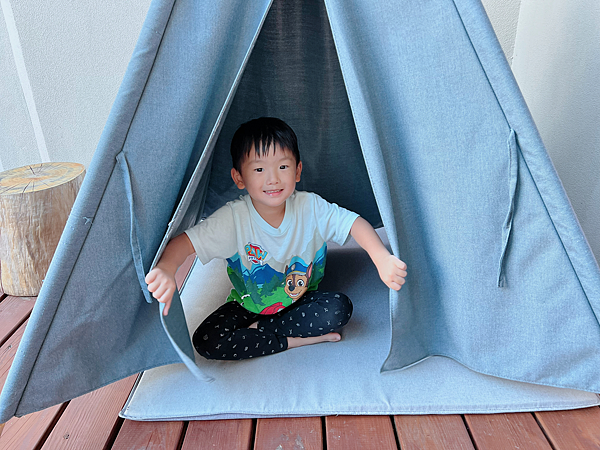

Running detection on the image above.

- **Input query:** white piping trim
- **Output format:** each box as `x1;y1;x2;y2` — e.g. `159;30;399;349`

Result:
1;0;50;163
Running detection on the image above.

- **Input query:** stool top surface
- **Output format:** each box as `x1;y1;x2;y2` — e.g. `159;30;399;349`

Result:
0;162;85;195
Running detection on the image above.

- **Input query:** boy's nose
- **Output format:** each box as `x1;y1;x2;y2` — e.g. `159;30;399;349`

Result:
266;171;279;184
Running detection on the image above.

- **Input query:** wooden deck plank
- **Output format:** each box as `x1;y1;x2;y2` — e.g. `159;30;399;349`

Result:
111;420;184;450
255;417;322;450
535;407;600;450
326;415;397;450
0;310;60;450
40;375;137;450
0;321;27;389
465;413;553;449
0;296;35;346
181;419;253;450
394;415;474;450
0;404;64;450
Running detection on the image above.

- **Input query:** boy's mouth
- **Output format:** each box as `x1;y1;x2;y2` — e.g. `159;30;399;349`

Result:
264;189;283;195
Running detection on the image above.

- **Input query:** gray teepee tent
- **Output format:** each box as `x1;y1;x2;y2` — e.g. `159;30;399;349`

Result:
2;0;600;422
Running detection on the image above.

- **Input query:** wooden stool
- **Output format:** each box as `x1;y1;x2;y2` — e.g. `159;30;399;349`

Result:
0;162;85;296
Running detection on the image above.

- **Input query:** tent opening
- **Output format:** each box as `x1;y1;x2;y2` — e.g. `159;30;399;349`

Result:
170;0;381;240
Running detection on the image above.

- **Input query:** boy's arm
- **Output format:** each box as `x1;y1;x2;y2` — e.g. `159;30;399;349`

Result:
145;233;195;316
350;217;407;291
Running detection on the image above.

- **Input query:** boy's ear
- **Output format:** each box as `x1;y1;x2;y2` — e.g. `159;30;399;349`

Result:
295;161;303;182
231;168;245;190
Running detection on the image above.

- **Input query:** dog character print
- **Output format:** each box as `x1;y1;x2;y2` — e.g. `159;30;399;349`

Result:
284;262;313;302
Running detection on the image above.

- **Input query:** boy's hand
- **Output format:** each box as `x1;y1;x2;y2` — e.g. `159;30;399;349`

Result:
374;254;407;291
145;267;177;316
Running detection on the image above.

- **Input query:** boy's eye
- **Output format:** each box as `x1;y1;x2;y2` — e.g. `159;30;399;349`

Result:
255;168;263;172
279;165;288;170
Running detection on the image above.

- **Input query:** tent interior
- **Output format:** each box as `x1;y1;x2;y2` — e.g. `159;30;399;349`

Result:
169;0;380;242
1;0;600;422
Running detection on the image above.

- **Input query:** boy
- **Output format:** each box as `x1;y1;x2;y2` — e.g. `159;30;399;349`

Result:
145;117;407;360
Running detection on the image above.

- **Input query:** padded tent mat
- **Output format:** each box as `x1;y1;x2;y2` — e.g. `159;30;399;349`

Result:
121;233;600;420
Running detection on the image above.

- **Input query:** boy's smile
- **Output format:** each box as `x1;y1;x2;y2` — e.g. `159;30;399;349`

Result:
231;144;302;227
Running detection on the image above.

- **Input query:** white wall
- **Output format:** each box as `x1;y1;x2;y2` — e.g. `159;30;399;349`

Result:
512;0;600;262
0;0;151;170
481;0;522;63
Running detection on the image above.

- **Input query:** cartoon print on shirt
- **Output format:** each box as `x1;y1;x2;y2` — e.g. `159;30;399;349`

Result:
284;262;313;302
260;302;286;315
225;242;326;314
245;242;268;265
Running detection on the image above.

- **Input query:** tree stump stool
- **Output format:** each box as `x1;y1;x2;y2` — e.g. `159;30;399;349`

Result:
0;162;85;296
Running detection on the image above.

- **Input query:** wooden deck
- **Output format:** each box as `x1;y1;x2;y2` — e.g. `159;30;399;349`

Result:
1;256;600;449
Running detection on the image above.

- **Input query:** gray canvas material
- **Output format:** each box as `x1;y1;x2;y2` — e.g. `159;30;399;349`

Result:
2;0;600;422
121;237;600;420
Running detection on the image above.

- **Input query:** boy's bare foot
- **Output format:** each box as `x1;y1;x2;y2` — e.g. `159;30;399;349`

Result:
246;322;341;349
287;332;341;349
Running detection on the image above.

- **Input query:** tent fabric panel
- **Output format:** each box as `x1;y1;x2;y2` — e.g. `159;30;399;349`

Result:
325;0;600;392
324;0;511;370
0;0;177;423
452;0;600;317
436;142;600;390
13;163;182;416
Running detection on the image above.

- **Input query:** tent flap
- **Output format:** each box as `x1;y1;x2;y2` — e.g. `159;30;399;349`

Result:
324;0;600;390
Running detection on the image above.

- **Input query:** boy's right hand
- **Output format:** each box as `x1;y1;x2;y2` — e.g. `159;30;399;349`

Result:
145;267;177;316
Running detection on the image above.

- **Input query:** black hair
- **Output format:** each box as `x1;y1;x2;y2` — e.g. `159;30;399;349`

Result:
230;117;300;172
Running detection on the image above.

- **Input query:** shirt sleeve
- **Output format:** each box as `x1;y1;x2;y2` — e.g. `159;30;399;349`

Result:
311;193;360;246
184;204;237;264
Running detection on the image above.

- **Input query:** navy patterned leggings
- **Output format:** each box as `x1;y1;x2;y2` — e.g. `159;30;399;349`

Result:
192;291;353;360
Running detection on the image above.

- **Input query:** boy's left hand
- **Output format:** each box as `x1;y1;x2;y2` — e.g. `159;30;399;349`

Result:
375;254;407;291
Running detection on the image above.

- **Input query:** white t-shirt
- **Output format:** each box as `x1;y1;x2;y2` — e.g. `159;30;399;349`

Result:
185;191;359;314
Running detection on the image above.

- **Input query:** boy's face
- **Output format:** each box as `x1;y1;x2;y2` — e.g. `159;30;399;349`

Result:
231;145;302;216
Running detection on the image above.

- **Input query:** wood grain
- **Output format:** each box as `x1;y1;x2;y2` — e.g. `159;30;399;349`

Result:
465;413;552;449
0;296;35;346
112;420;184;450
255;417;323;450
0;162;85;296
40;375;137;449
326;415;397;450
181;419;253;450
394;415;474;450
535;407;600;449
0;404;64;450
